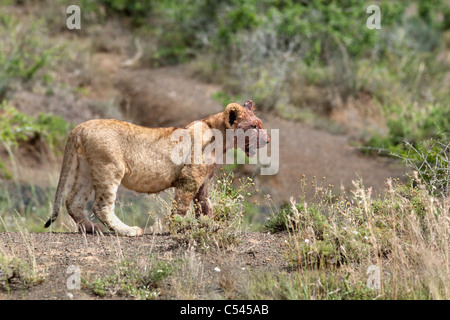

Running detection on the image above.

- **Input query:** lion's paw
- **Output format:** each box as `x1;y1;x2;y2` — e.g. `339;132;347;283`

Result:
119;226;144;237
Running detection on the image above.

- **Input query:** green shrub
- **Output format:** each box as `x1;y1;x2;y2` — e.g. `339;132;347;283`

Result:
402;136;449;197
0;254;45;292
0;102;70;151
0;14;63;99
0;101;70;178
263;203;291;233
366;103;449;196
369;104;449;149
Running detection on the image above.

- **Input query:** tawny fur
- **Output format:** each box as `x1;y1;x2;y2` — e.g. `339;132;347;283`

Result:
44;101;269;236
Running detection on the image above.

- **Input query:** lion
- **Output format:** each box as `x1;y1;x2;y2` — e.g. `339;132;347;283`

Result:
44;100;269;236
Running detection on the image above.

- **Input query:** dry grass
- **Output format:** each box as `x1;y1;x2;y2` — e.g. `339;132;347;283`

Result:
269;174;449;299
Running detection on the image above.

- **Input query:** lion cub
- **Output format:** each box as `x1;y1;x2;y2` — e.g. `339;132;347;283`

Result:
44;100;269;236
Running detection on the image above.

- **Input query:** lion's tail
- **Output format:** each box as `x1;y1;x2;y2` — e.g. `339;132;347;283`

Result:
44;129;79;228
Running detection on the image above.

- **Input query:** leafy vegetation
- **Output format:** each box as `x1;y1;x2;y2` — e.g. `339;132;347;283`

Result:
0;254;45;293
0;12;64;100
366;105;449;196
0;102;70;179
0;102;69;151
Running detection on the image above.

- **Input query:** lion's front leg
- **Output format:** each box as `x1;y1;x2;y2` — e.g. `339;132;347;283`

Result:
193;181;213;217
172;188;197;217
172;164;214;217
172;181;213;217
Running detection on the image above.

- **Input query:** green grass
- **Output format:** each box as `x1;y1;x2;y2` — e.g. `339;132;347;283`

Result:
238;267;444;300
83;255;176;300
238;270;378;300
0;254;46;294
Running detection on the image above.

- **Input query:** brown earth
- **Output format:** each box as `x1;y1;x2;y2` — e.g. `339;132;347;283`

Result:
0;231;288;300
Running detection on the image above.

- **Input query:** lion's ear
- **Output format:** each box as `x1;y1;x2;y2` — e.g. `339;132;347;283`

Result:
224;103;243;128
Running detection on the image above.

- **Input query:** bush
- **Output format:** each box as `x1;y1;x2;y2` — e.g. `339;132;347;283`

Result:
0;102;69;151
400;136;449;197
0;101;70;178
366;103;449;196
0;254;45;291
0;13;63;100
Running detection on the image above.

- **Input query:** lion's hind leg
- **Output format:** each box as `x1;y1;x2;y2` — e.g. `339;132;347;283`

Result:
65;158;104;234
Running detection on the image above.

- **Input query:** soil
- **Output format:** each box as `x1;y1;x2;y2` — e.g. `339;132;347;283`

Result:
0;231;288;300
